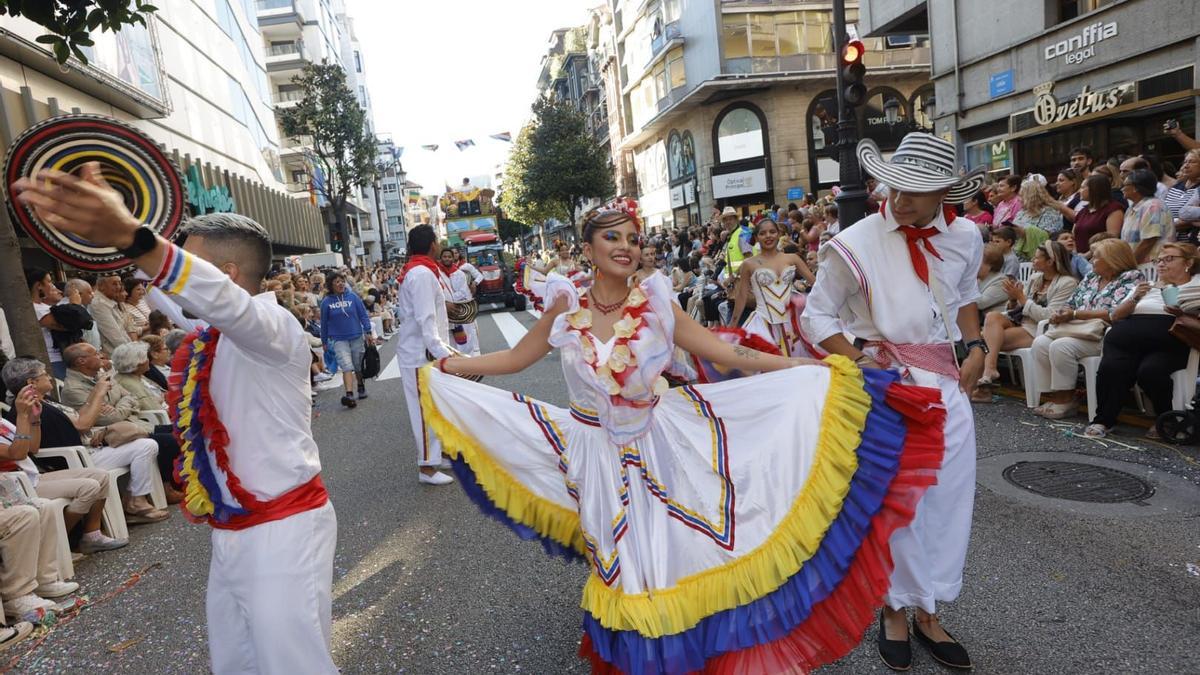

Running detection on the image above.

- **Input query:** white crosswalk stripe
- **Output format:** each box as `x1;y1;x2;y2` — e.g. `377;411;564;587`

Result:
490;311;530;349
526;308;542;320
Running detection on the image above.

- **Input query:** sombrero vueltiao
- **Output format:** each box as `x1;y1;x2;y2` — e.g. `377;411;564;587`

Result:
4;114;186;271
856;132;986;204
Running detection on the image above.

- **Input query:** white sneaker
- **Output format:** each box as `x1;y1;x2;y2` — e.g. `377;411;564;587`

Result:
79;532;128;554
0;621;33;652
313;372;334;383
34;581;79;599
418;471;455;486
4;593;56;624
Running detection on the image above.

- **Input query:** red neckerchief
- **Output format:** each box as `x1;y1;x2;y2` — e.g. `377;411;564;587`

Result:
398;255;443;285
439;260;460;276
880;198;958;288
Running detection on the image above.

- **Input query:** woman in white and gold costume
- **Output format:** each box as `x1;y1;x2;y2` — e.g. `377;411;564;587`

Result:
729;217;815;357
419;204;947;674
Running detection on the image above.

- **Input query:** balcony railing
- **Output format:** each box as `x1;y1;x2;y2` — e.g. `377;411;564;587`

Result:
256;0;293;11
647;21;682;67
723;46;931;76
267;42;304;57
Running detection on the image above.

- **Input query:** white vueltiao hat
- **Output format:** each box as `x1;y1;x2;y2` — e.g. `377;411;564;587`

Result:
857;132;986;204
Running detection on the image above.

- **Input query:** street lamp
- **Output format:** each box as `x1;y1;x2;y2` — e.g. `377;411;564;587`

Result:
883;98;901;126
923;94;937;126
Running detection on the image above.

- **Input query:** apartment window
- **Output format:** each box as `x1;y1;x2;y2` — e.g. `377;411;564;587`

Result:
721;15;750;59
382;182;398;194
667;48;685;90
1056;0;1115;23
748;13;776;57
354;50;362;72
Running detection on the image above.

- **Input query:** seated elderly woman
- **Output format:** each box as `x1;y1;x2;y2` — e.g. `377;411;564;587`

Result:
110;341;166;412
974;240;1080;402
1032;238;1144;419
139;334;172;391
1085;243;1200;438
977;243;1010;317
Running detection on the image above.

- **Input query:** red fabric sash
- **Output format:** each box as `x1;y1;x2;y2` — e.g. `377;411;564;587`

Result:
398;255;442;285
206;474;329;531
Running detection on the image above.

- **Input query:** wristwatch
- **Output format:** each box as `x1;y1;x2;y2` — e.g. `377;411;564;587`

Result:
117;226;159;259
964;339;989;355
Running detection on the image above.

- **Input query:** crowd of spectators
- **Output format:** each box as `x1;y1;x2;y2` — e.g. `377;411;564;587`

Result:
0;254;406;635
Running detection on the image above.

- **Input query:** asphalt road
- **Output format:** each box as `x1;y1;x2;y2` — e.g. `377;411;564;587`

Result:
11;309;1200;674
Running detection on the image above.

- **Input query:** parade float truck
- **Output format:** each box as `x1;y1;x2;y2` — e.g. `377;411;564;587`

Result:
439;186;525;311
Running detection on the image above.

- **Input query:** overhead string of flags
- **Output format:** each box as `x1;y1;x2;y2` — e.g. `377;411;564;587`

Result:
407;132;512;156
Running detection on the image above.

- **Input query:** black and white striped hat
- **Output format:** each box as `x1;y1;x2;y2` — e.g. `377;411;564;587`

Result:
857;133;986;204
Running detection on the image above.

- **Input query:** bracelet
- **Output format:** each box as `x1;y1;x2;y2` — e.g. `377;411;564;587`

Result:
438;356;451;374
12;433;32;441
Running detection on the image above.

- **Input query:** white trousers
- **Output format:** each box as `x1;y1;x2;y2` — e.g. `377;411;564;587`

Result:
886;373;976;614
207;502;338;675
1031;334;1102;391
89;438;159;497
401;367;443;467
451;322;480;356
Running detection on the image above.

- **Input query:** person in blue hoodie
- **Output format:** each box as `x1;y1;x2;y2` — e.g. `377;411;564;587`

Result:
319;272;376;408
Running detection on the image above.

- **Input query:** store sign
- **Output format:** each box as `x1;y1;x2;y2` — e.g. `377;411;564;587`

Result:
670;184;685;209
990;140;1009;165
1032;81;1134;127
185;165;235;214
786;186;805;200
1044;21;1117;65
712;168;767;199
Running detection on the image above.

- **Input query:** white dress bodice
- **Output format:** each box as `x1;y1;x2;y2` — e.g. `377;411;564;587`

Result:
750;265;796;325
545;272;675;445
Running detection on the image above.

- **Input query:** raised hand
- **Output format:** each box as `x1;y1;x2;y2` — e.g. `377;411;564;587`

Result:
12;162;141;249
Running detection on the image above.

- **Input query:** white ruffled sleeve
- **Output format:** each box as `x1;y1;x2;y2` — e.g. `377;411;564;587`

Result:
545;273;584;350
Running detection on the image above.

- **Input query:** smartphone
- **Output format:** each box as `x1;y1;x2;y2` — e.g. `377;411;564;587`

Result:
1164;119;1180;131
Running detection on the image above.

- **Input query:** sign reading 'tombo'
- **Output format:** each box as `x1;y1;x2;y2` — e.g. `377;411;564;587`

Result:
712;168;767;199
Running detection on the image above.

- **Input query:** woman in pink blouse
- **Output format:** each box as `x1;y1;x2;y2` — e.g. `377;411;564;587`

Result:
991;175;1023;227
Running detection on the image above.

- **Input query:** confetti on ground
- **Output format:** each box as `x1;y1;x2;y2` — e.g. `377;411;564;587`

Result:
107;637;143;653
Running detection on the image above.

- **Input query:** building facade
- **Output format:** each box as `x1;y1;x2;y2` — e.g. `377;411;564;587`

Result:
376;135;408;260
0;0;326;273
862;0;1198;179
257;0;381;266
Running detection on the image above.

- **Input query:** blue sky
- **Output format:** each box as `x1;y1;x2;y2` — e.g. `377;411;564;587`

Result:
354;0;597;193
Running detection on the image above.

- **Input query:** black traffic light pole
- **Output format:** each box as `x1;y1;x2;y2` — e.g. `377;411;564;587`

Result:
831;0;868;226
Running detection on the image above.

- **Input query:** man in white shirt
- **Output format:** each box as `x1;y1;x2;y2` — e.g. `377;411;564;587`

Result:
13;165;338;675
801;134;985;672
395;225;456;486
90;276;131;354
444;247;482;357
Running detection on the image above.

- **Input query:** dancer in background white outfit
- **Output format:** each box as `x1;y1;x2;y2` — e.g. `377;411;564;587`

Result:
395;225;456;486
14;164;337;674
801;133;986;672
444;247;482;357
729;217;814;355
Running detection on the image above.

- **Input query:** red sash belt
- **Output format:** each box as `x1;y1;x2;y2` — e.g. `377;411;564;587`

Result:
863;341;959;380
207;474;329;531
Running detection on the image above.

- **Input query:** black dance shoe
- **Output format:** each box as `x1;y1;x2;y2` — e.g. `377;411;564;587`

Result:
912;616;973;670
877;609;912;671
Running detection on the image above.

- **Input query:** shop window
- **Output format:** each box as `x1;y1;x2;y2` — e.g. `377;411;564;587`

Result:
807;90;839;154
714;104;766;164
860;87;911;150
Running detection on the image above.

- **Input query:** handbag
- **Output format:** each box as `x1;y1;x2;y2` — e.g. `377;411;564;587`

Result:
1168;313;1200;352
93;420;150;447
359;342;381;379
1045;318;1108;341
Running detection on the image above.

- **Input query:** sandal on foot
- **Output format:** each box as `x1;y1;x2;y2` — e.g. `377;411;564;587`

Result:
1145;426;1162;440
1041;401;1080;420
1083;424;1108;438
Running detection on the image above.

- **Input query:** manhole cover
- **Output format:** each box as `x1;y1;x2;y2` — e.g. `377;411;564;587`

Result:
1001;461;1155;504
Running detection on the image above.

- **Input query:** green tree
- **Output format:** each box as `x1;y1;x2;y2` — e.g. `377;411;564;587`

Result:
2;0;158;64
502;98;614;232
277;61;378;268
497;215;530;244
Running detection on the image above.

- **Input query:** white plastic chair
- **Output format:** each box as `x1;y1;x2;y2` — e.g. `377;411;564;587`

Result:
1000;320;1048;408
1138;262;1158;283
1017;262;1033;283
6;471;75;580
138;409;169;426
37;446;130;542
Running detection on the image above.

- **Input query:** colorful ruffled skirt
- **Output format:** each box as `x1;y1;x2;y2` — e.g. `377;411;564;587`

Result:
418;356;945;674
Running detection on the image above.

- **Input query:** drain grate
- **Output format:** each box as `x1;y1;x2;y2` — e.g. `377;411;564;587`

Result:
1001;461;1155;504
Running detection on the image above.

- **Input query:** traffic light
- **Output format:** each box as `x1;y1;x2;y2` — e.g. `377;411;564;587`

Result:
841;39;867;107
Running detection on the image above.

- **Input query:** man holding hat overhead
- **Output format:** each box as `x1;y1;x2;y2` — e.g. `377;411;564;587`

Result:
801;133;986;671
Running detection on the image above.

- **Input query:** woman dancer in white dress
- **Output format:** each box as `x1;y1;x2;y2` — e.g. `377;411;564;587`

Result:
729;218;815;356
420;205;948;674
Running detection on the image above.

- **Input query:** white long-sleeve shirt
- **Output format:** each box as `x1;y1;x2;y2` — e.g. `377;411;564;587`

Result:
448;263;482;303
149;242;321;503
801;203;982;346
395;266;454;367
